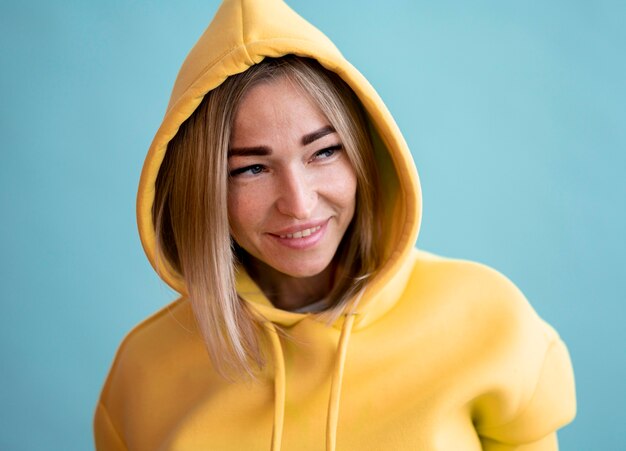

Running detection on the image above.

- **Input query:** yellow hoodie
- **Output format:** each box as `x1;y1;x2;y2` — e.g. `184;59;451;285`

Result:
94;1;576;450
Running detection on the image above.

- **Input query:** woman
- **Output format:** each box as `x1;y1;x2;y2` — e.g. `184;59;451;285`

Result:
95;1;576;450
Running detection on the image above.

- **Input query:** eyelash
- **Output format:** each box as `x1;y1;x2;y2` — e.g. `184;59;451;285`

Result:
313;144;342;159
229;144;343;178
229;164;265;177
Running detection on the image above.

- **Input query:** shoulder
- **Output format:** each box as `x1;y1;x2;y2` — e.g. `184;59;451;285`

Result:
407;248;552;337
110;297;198;367
98;297;204;403
402;248;563;397
95;297;205;448
404;249;576;442
410;248;530;299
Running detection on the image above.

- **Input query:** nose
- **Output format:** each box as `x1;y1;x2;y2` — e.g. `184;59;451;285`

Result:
275;166;316;219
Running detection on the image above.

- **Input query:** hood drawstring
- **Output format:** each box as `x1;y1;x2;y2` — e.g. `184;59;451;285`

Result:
326;312;357;451
267;322;286;451
267;291;364;451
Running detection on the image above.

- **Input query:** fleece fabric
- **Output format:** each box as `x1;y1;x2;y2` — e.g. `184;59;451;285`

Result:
94;0;576;450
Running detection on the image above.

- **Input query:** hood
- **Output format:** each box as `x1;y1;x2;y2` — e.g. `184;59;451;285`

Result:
137;0;422;328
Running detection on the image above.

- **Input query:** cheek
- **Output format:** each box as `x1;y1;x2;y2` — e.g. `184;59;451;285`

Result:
330;161;358;209
227;187;258;239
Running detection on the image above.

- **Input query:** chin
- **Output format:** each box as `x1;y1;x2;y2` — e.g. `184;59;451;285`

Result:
272;257;333;279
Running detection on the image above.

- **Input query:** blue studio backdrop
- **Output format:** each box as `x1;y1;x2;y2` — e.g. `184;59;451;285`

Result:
1;1;624;450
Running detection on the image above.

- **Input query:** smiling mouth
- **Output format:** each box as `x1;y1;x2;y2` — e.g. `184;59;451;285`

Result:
278;225;322;239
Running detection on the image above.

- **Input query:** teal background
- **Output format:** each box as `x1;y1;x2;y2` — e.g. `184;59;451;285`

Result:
1;1;624;449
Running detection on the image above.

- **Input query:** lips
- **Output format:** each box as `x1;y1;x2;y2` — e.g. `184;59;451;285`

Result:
270;219;328;237
279;225;322;239
268;220;329;250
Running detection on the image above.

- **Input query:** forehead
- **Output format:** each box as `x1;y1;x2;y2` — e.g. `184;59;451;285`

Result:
230;77;330;146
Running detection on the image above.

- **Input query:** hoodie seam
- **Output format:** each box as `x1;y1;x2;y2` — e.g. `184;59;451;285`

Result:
173;45;242;105
95;401;128;450
478;337;560;434
239;0;253;63
171;37;334;108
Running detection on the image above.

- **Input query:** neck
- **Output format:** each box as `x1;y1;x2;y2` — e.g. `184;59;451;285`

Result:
241;253;334;311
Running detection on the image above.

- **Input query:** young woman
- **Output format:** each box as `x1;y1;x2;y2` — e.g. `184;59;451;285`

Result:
95;1;576;450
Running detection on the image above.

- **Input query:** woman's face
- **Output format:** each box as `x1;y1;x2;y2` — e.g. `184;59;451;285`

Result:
227;77;357;279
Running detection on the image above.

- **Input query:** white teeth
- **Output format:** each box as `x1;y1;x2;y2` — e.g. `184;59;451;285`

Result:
279;225;321;239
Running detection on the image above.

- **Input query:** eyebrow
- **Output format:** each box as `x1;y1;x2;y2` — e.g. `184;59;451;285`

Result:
301;125;336;145
228;125;336;157
228;146;271;157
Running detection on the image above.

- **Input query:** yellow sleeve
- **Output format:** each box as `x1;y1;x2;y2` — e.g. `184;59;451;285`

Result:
481;432;558;450
94;402;128;451
477;338;576;449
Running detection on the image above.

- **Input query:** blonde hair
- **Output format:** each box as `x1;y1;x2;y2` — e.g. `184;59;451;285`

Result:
153;56;380;377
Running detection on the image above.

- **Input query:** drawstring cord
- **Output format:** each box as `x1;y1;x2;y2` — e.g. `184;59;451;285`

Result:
267;322;286;451
326;312;356;451
267;290;364;451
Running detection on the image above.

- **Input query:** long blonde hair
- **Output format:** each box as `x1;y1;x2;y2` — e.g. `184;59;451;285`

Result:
153;56;380;377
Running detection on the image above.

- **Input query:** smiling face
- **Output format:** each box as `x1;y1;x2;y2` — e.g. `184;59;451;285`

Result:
227;77;357;280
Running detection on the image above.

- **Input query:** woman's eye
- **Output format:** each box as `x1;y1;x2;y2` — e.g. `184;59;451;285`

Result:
229;164;265;177
313;144;343;160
